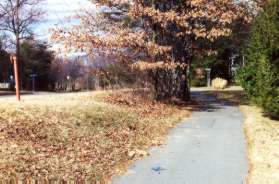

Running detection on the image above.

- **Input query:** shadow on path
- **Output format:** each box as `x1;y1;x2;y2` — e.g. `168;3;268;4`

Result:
113;89;248;184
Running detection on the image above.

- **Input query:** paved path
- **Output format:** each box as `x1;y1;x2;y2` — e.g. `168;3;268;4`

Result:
113;91;248;184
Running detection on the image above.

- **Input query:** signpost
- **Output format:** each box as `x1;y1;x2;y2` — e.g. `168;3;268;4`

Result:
10;54;20;101
29;74;37;93
67;75;71;91
205;68;211;87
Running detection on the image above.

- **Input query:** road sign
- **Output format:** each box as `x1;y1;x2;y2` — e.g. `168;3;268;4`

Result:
29;74;38;78
29;74;37;93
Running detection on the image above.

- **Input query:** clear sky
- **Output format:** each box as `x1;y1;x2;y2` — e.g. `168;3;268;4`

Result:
34;0;95;41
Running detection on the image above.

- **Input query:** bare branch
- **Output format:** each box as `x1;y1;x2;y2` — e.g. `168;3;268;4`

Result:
0;0;45;52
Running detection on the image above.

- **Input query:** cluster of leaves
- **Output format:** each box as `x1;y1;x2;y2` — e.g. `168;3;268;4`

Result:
0;91;189;182
105;89;175;117
237;0;279;118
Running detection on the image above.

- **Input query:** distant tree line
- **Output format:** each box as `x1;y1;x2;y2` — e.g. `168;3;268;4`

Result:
0;40;12;84
0;37;136;91
19;39;54;90
0;0;138;91
0;38;53;90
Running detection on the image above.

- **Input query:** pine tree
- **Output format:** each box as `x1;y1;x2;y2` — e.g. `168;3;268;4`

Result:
238;0;279;118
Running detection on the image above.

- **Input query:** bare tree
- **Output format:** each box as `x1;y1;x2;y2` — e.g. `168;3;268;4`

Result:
0;0;44;90
0;0;44;57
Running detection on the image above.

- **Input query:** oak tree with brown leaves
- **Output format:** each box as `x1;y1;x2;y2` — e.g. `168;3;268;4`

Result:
52;0;263;100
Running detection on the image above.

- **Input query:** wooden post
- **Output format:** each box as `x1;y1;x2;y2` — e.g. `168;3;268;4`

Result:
205;68;211;88
10;54;21;101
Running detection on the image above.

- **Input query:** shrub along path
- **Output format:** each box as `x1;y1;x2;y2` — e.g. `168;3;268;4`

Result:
113;89;248;184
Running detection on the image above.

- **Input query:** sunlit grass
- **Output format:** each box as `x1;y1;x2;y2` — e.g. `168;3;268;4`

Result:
241;106;279;184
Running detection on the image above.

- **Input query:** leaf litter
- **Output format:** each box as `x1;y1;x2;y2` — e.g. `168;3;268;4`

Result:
0;90;190;183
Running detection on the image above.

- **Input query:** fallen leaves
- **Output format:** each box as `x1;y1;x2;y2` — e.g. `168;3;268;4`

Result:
0;90;190;182
104;89;178;118
128;149;150;159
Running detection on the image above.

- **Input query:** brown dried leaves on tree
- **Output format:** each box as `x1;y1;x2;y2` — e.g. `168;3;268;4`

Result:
51;0;261;60
51;0;264;100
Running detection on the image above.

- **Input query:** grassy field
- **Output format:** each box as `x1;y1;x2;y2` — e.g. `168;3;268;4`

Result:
0;90;190;182
241;106;279;184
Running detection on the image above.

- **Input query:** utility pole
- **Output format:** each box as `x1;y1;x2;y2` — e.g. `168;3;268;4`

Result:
10;54;21;101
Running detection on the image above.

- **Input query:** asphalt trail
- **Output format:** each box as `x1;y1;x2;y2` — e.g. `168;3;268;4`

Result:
113;91;248;184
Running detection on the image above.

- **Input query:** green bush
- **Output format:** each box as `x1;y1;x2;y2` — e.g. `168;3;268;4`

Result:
237;0;279;119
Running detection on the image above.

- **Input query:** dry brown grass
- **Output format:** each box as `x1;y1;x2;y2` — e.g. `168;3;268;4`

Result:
241;106;279;184
0;90;190;182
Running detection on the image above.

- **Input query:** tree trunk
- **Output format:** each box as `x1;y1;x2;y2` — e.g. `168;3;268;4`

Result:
15;0;22;90
150;67;191;102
